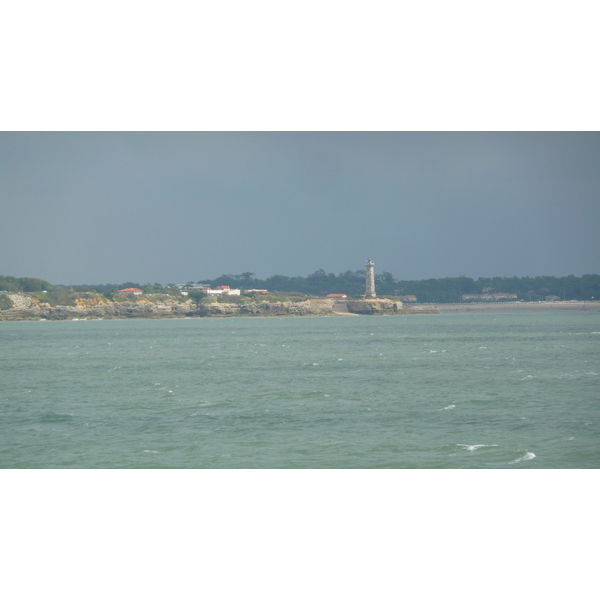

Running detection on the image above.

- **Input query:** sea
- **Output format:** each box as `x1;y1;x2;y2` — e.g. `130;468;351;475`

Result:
1;310;599;468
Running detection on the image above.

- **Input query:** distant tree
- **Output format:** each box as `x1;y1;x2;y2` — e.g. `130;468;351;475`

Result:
17;277;52;292
188;290;207;304
0;275;19;292
119;281;143;290
22;271;600;302
0;295;14;309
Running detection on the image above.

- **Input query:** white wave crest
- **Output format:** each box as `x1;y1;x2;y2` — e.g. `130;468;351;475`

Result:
439;404;456;410
510;451;536;464
457;444;498;451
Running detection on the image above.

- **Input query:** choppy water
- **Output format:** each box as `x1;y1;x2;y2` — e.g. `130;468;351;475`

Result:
1;311;599;468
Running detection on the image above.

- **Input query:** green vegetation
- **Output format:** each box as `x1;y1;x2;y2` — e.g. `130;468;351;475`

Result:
28;289;84;307
200;295;250;305
0;295;14;309
0;275;52;293
2;272;599;306
196;294;291;305
186;290;311;305
200;271;600;302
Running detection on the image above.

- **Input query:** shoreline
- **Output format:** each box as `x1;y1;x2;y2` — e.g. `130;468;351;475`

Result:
436;301;600;312
0;297;435;321
1;299;598;322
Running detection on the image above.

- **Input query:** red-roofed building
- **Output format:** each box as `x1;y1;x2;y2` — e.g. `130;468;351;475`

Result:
118;288;143;295
326;294;347;298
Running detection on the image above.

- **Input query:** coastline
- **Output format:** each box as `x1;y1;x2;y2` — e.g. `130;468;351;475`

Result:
0;297;439;321
2;297;598;322
436;301;600;312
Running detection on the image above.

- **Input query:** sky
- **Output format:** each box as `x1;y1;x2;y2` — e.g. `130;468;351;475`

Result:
1;131;599;285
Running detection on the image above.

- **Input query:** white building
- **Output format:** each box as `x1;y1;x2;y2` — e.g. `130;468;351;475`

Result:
204;286;241;296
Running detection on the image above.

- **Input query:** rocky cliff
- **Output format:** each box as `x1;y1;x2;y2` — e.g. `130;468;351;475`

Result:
345;299;403;314
0;295;438;320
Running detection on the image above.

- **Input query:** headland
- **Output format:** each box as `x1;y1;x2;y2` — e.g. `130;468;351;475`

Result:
0;293;438;321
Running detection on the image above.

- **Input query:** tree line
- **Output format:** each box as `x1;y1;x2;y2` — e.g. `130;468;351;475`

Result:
198;271;600;302
2;272;600;303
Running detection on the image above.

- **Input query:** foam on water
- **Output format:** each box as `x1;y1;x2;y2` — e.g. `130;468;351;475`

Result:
510;451;536;464
457;444;498;451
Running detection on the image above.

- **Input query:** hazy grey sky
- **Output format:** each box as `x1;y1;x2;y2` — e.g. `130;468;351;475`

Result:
1;132;599;284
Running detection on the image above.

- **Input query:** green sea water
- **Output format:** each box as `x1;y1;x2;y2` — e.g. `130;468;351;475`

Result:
1;311;599;468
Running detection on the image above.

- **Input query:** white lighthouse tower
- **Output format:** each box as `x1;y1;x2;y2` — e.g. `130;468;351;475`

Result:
365;259;376;297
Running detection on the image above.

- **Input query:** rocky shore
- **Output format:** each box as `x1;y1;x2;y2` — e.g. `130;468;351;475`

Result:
0;294;439;321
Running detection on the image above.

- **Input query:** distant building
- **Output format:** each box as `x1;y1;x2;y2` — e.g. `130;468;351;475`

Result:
461;293;518;302
244;289;269;295
178;283;209;291
204;286;241;296
398;295;417;302
118;288;143;295
545;295;561;301
326;294;347;298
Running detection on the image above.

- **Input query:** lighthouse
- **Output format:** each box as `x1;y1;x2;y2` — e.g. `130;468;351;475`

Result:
365;259;376;297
